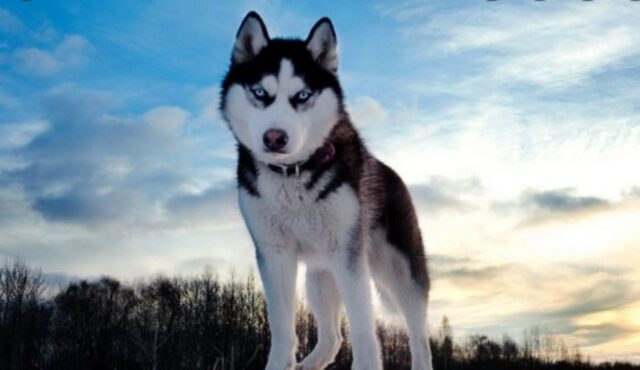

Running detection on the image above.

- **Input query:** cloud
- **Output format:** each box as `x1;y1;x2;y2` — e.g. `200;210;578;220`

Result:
359;78;640;207
165;182;241;228
192;85;221;124
555;278;636;320
0;79;244;281
428;253;640;354
367;1;640;208
429;254;511;284
0;121;48;176
54;35;88;65
0;155;29;173
490;188;640;231
143;106;189;134
374;2;440;22
0;184;33;226
349;96;389;127
10;35;90;76
0;120;48;150
12;47;59;75
4;85;196;227
503;275;639;348
33;187;142;224
0;10;89;76
525;189;608;212
0;7;22;33
1;82;237;236
409;176;482;214
572;324;634;348
394;2;640;88
410;184;462;212
494;27;635;87
438;264;511;284
623;186;640;199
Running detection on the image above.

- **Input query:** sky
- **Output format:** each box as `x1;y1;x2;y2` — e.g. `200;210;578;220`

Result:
1;0;640;363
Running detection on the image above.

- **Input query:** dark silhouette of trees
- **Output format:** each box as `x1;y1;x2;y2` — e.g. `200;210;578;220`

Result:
0;259;639;370
435;316;454;370
0;260;51;370
129;277;182;370
50;277;138;370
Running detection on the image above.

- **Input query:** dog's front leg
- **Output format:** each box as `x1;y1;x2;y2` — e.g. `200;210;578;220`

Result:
256;246;298;370
330;239;382;370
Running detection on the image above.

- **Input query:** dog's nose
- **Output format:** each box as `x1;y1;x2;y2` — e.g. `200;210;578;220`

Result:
263;129;289;152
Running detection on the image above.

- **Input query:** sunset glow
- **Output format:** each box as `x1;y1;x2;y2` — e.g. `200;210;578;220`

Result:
1;0;639;363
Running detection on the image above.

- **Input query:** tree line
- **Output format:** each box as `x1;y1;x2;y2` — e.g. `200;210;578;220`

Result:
1;260;638;370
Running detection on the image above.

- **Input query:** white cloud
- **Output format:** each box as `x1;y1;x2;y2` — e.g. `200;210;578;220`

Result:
0;120;49;150
194;85;221;124
55;35;89;66
374;1;438;23
0;84;246;281
399;2;640;88
356;87;640;360
490;26;637;87
369;95;640;206
368;1;640;203
12;47;60;75
0;9;88;76
0;155;29;173
435;257;640;362
10;34;90;76
143;105;190;134
348;96;389;128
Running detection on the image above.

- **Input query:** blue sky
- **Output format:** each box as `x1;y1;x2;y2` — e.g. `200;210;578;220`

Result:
2;0;640;363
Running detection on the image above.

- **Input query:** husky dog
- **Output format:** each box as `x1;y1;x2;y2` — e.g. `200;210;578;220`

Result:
220;12;433;370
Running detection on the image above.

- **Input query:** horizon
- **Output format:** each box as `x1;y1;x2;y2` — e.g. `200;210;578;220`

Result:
1;0;639;364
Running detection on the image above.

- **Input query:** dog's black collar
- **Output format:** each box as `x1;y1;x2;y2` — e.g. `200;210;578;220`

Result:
267;161;311;176
267;142;336;176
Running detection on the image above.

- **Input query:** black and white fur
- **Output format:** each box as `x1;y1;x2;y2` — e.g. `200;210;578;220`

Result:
220;12;434;370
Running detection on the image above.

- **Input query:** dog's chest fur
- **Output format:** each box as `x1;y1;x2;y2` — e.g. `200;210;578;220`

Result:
241;165;359;266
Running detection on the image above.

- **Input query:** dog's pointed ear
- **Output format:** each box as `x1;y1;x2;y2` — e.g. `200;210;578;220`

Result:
232;11;270;65
306;17;338;74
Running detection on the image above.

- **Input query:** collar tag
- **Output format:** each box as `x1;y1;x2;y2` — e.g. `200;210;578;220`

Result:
313;142;336;165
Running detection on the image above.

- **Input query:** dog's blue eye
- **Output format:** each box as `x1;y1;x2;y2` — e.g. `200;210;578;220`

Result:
296;90;312;103
251;86;267;98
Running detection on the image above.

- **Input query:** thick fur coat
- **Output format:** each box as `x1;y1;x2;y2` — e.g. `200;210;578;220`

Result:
220;12;434;370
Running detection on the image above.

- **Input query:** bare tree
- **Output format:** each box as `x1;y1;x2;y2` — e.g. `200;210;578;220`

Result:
502;334;519;363
438;316;454;370
51;276;137;370
0;260;49;370
3;259;639;370
128;277;181;370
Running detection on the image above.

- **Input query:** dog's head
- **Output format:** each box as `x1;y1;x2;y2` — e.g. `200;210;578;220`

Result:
220;12;343;166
